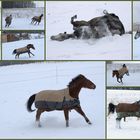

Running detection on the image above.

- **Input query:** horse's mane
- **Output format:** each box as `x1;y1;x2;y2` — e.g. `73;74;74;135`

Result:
68;74;85;88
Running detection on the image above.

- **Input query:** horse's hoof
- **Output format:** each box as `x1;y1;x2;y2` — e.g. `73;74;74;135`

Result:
88;121;92;125
38;124;42;127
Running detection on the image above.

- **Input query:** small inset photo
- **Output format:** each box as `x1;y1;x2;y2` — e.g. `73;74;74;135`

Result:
2;31;45;60
133;1;140;60
2;1;44;30
107;61;140;86
47;1;131;60
107;88;140;139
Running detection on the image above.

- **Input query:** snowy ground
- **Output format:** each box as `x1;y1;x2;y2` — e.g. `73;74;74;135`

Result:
2;38;44;60
47;1;131;60
133;32;140;60
107;90;140;139
107;62;140;86
0;62;105;139
2;8;44;30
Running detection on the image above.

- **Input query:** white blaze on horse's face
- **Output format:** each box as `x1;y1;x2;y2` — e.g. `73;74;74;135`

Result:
134;31;140;40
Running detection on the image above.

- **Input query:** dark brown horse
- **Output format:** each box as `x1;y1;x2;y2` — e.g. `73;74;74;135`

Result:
5;15;12;27
26;74;96;127
112;69;129;84
108;102;140;129
31;14;43;25
12;44;35;58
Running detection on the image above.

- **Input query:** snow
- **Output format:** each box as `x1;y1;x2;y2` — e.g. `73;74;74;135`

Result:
2;8;44;30
107;62;140;86
133;32;140;60
107;90;140;139
47;1;131;60
133;1;140;24
2;38;44;60
0;62;105;139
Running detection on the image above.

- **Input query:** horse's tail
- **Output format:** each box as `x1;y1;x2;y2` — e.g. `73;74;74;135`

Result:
108;102;116;115
26;94;36;112
12;49;17;55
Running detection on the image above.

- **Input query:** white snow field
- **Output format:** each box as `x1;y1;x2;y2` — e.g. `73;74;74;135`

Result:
2;38;44;60
133;32;140;60
0;62;105;139
47;1;131;60
107;62;140;86
107;90;140;139
2;8;44;30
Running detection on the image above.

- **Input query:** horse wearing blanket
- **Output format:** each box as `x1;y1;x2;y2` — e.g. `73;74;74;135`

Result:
108;101;140;129
12;44;35;59
27;74;96;127
112;64;129;84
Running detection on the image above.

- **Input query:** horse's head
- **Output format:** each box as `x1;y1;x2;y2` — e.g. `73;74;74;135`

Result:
112;70;117;77
134;30;140;40
40;14;43;18
27;44;35;50
78;74;96;89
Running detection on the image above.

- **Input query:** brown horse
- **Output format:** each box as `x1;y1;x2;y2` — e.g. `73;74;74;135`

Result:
26;74;96;127
31;14;43;25
12;44;35;58
112;69;129;84
108;102;140;129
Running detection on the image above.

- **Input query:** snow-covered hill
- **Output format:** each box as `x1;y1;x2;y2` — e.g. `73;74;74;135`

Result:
47;1;131;60
0;62;105;139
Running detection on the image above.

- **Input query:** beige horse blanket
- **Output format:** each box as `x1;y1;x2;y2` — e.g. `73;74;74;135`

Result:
118;67;128;77
35;88;80;110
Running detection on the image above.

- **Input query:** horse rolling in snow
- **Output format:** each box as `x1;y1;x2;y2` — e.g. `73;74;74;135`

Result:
26;74;96;127
134;30;140;39
12;44;35;59
112;64;129;84
5;15;12;27
31;14;43;25
108;101;140;129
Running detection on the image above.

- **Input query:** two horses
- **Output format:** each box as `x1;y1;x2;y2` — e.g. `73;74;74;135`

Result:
108;102;140;129
5;14;43;28
27;74;96;127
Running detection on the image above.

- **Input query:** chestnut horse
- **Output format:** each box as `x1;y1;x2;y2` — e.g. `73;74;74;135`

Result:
108;102;140;129
26;74;96;127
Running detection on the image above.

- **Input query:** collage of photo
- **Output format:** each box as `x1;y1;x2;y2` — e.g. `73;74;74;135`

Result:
0;0;140;140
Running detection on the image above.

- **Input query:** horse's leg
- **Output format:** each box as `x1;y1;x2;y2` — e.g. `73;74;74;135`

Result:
28;52;31;58
74;106;92;124
36;109;45;127
30;52;35;56
116;118;121;129
124;117;126;122
64;109;69;127
117;78;120;83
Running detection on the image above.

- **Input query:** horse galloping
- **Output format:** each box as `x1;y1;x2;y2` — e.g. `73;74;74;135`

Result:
26;74;96;127
31;14;43;25
12;44;35;58
112;67;129;84
108;102;140;129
